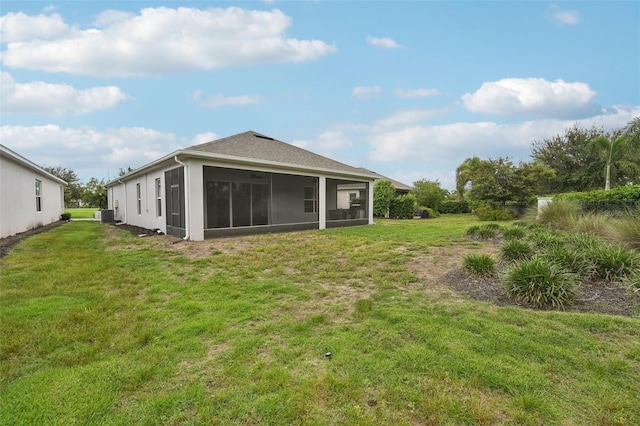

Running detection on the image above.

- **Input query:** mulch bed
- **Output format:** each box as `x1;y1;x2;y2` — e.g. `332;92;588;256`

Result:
444;268;640;317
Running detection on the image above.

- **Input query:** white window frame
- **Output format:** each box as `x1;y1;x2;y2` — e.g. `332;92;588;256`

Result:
136;183;142;215
35;179;42;212
155;178;162;217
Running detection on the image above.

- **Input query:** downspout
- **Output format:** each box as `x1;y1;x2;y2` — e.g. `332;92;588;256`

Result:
117;179;127;224
174;156;190;240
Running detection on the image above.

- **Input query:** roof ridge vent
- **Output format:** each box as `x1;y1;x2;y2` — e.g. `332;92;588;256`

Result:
254;134;274;140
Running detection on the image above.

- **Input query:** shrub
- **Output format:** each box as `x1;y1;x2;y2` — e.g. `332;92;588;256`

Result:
60;213;72;221
388;194;416;219
501;226;527;240
463;254;496;277
416;207;440;219
558;186;640;215
499;240;533;263
584;243;640;283
438;200;470;214
475;206;514;221
502;257;577;309
536;199;579;230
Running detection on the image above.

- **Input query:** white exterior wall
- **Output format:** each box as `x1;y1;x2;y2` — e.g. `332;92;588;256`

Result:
108;170;167;233
1;154;64;238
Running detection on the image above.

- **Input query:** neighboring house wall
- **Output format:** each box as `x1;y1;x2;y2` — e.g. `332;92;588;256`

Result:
1;146;65;239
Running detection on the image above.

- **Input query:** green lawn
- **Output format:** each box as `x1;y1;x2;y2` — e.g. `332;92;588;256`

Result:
65;207;100;219
1;216;639;425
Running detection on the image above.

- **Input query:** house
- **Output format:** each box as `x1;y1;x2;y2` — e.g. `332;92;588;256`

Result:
336;169;412;209
105;131;377;241
0;144;66;239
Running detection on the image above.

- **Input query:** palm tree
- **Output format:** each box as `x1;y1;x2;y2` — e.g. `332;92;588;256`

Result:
589;118;640;190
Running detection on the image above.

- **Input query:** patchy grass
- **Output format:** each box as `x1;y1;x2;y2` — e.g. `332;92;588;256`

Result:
1;217;639;425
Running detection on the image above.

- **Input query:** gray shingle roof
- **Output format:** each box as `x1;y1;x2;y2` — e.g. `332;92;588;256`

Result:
188;131;372;176
357;168;413;191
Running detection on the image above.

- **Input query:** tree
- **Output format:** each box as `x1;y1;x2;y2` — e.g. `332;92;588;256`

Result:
82;178;108;209
588;118;640;190
531;124;613;193
455;157;481;199
373;179;395;217
461;157;554;206
43;166;83;207
411;179;448;209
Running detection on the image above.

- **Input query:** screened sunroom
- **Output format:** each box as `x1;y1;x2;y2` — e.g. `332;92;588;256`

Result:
202;166;370;238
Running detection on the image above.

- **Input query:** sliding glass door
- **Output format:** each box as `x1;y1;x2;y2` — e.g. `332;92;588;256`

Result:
206;181;269;228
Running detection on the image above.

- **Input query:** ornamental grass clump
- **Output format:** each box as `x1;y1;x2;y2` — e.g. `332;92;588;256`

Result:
542;245;594;280
608;213;640;250
502;257;577;310
501;226;527;241
584;243;640;283
536;199;579;231
499;239;533;263
476;224;501;240
527;230;565;250
463;253;496;278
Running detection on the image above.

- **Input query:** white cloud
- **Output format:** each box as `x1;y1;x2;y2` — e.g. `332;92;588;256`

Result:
366;105;640;166
394;88;441;98
374;108;449;128
292;130;353;156
0;125;187;181
0;7;336;77
352;85;381;99
548;6;581;25
191;132;220;145
0;72;127;115
0;12;69;42
366;36;403;49
199;94;263;108
461;78;596;118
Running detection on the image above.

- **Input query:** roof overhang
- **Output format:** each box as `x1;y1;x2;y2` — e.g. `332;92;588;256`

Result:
106;149;377;186
0;144;67;185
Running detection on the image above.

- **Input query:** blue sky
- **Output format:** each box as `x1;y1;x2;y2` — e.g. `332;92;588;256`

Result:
2;1;639;189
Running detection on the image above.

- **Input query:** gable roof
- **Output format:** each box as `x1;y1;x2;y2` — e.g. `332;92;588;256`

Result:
358;168;413;192
0;144;67;185
188;131;369;176
109;131;377;184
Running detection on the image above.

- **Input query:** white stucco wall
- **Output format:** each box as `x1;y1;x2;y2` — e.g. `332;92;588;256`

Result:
1;153;65;238
108;169;167;233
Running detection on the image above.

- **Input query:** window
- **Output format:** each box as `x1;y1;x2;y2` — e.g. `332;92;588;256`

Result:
155;178;162;217
304;185;317;213
35;180;42;212
349;192;357;201
136;183;141;215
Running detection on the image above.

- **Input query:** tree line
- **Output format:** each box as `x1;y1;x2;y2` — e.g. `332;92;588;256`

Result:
44;167;133;209
374;117;640;217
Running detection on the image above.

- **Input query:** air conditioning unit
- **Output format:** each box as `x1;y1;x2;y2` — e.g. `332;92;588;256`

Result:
101;209;115;223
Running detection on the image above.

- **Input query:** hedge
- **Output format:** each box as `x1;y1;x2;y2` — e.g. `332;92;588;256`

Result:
555;185;639;214
389;194;416;219
437;200;470;214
